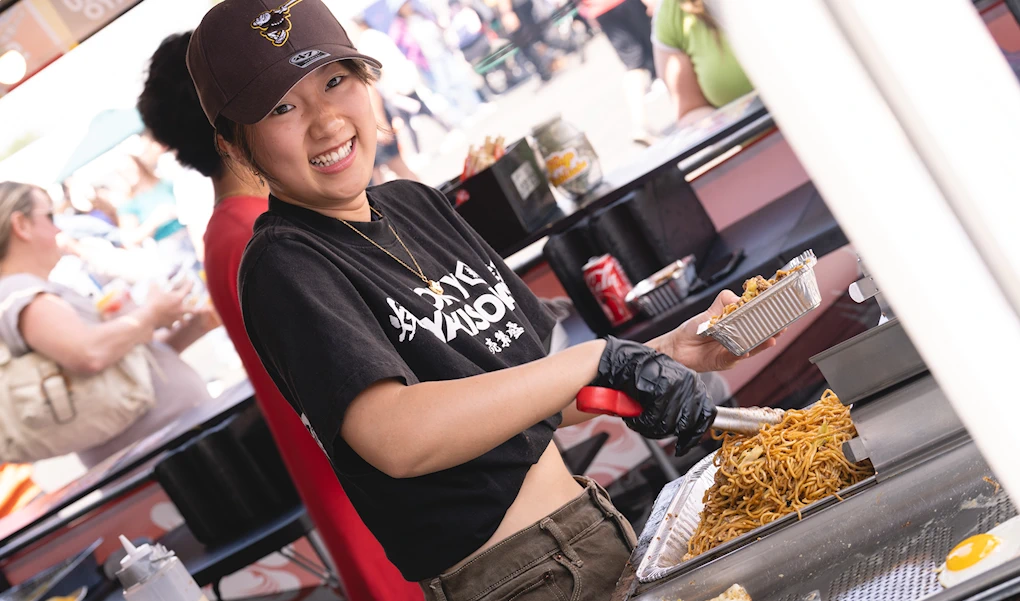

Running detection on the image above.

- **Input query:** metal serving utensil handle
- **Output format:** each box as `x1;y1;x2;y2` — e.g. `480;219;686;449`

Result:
576;389;786;436
712;406;785;435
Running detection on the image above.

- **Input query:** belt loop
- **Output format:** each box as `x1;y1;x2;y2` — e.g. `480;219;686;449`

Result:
428;578;449;601
576;475;617;517
539;517;583;566
585;479;614;518
583;479;639;549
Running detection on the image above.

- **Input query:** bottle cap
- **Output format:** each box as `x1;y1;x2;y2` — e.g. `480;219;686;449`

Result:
116;536;155;589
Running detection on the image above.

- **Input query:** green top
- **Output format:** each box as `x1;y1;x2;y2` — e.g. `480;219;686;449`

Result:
653;2;754;107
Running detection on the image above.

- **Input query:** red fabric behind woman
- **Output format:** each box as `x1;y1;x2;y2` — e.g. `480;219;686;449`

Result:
204;195;423;601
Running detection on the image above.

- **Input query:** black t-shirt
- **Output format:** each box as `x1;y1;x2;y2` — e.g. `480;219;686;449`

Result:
238;180;560;581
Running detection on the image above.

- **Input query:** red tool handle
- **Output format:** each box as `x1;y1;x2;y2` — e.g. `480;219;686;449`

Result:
576;387;643;418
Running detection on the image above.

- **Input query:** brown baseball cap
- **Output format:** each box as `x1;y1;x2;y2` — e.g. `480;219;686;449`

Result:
187;0;382;126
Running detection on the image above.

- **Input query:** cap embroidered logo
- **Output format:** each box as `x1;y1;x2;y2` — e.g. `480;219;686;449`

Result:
290;49;331;68
251;0;305;46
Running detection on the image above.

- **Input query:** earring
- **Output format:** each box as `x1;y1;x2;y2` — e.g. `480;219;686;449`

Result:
251;167;265;187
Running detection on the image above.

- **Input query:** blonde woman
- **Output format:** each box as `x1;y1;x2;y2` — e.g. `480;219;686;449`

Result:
0;182;215;467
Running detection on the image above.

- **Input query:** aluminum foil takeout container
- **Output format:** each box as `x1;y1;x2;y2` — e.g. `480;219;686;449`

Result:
625;255;696;317
697;250;821;355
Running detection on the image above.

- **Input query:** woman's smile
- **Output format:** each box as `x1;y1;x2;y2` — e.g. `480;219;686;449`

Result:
309;137;358;174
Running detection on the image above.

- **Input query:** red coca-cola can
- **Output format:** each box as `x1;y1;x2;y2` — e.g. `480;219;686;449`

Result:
583;254;635;326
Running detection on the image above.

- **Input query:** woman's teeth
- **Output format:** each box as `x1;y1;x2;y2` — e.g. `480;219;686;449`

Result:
310;139;354;167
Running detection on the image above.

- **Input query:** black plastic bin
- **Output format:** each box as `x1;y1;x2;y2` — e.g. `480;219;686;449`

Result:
154;406;300;546
441;139;559;255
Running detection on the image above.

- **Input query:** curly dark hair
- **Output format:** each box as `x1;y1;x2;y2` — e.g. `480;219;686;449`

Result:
138;32;223;179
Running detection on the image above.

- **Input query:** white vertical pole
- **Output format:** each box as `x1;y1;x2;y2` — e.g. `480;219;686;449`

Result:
707;0;1020;500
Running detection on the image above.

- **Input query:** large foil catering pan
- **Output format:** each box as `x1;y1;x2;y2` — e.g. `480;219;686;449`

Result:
635;450;875;583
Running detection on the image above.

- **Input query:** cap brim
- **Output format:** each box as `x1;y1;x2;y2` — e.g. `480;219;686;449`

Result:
220;44;382;125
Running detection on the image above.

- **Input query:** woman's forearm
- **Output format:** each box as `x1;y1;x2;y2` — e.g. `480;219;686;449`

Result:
83;306;159;373
21;294;160;376
559;402;601;428
342;339;607;478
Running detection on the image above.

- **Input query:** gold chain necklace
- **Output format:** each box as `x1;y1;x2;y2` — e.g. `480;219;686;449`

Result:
336;206;445;295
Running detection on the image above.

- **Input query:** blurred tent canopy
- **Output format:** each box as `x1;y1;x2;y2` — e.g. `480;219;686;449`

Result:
57;108;144;182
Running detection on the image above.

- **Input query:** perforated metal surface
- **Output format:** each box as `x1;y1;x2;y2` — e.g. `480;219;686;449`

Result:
978;493;1019;534
828;526;953;601
776;592;821;601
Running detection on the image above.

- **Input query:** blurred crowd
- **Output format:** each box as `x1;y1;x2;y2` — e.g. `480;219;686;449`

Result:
348;0;596;177
54;139;205;293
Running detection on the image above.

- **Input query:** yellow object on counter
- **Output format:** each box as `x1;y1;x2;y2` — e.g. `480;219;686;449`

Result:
45;586;87;601
0;463;39;518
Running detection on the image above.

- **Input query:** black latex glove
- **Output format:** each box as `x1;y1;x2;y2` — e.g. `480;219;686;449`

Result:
589;336;715;454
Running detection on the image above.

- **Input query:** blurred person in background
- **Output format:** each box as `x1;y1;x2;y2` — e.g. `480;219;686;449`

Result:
89;186;122;226
449;0;487;54
0;182;215;469
371;86;421;184
391;0;488;125
651;0;752;125
350;16;450;157
578;0;658;144
116;156;179;246
49;179;168;295
496;0;574;81
53;181;122;246
137;31;422;601
61;179;119;226
116;155;197;269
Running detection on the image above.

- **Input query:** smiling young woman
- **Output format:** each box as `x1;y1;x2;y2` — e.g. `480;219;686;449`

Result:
214;58;381;217
185;2;778;599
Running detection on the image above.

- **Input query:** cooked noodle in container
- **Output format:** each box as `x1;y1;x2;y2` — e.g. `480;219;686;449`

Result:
635;390;875;583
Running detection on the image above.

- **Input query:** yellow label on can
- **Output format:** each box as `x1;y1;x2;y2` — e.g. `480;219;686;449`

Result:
545;148;590;187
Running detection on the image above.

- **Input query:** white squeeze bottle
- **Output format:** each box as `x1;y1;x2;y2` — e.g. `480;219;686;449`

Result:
115;536;208;601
